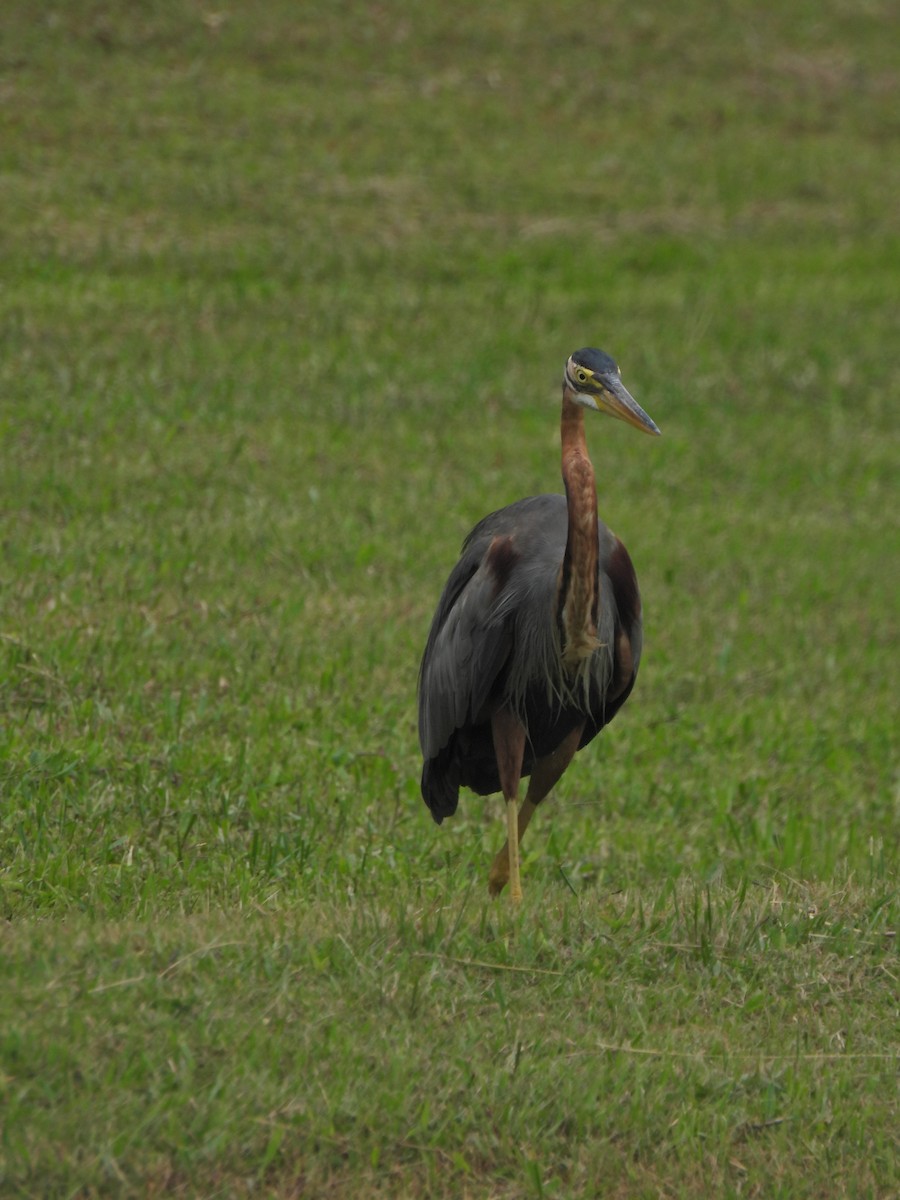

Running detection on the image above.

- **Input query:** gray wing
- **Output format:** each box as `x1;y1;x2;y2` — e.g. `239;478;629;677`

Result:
417;495;567;763
418;530;510;762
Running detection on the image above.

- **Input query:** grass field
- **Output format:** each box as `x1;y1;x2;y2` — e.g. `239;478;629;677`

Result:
1;2;898;1196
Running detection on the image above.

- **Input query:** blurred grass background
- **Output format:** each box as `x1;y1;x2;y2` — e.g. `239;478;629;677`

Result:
1;2;897;1195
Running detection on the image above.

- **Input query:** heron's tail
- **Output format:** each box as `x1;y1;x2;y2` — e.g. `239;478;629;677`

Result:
421;748;460;824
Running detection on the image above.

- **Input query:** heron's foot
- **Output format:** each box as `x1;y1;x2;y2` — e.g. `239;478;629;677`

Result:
488;846;508;897
487;844;523;901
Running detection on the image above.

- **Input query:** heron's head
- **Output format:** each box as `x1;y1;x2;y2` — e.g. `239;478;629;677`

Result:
564;348;660;435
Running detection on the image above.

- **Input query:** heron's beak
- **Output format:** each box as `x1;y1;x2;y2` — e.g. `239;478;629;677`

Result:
596;375;660;435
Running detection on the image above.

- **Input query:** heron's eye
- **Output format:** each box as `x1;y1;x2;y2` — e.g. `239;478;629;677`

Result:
575;369;588;384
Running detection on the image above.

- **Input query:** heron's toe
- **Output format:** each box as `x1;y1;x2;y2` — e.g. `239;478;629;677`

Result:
488;849;510;896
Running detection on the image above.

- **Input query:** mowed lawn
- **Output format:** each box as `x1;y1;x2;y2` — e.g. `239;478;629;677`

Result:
1;2;897;1196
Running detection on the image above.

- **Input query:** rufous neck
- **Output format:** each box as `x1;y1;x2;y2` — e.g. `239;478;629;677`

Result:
558;388;600;666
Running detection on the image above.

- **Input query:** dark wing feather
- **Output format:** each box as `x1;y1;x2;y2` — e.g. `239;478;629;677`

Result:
418;496;566;822
417;544;514;758
577;530;643;749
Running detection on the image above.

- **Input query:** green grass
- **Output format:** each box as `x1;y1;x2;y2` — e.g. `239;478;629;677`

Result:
1;1;897;1195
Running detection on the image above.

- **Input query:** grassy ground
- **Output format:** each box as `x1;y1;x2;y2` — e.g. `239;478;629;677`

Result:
1;1;897;1196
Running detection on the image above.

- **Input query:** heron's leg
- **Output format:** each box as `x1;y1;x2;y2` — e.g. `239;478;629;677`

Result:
488;795;540;898
488;723;584;898
489;708;527;903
